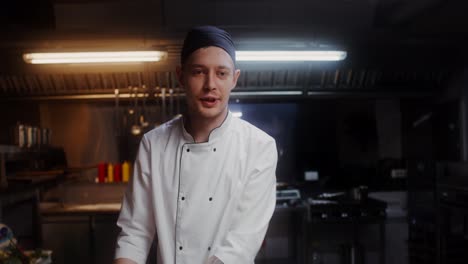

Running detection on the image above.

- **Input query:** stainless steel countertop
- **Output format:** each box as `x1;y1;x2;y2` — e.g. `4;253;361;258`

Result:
40;202;121;215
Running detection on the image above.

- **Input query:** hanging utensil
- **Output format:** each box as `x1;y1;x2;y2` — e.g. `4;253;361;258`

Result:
139;85;149;129
171;89;182;118
171;71;182;118
176;85;181;117
165;72;172;121
122;86;132;130
127;86;134;115
114;88;120;136
154;86;162;128
131;86;142;136
161;87;167;123
169;88;174;120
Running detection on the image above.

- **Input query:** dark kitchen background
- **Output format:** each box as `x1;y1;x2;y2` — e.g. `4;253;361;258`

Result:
1;0;468;263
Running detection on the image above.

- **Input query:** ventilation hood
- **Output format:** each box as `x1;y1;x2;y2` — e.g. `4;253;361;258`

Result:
0;0;466;99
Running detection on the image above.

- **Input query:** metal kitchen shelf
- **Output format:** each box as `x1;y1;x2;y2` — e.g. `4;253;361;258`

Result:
0;88;437;102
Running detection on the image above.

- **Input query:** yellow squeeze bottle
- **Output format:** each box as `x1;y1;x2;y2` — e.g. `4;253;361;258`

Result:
107;163;114;183
122;161;130;183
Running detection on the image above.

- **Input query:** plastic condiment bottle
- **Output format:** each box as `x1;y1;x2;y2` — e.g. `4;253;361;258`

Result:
97;163;106;183
122;161;130;183
114;163;122;182
107;163;114;183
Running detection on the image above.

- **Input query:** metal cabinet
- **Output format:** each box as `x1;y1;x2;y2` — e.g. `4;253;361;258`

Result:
42;214;119;264
42;215;92;264
41;212;158;264
0;189;41;249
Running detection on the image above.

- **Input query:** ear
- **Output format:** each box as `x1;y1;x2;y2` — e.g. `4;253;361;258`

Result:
176;65;184;87
230;69;241;91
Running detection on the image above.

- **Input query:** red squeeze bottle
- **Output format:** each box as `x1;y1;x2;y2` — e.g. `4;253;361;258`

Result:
98;163;107;183
114;163;122;182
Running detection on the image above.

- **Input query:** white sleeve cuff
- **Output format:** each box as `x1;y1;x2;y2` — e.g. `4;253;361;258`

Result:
114;241;148;264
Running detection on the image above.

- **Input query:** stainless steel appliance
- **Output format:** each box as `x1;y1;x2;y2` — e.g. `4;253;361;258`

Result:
436;162;468;264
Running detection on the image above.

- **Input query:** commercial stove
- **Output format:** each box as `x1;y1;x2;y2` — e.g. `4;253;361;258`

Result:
274;187;387;264
436;162;468;264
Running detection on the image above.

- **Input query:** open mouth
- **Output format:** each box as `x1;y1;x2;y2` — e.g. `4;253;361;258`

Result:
200;97;217;102
199;96;219;108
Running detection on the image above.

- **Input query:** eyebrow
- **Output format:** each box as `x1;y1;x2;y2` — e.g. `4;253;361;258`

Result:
187;64;233;71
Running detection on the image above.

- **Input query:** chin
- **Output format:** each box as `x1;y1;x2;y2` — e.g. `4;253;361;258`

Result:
199;110;224;119
194;107;226;120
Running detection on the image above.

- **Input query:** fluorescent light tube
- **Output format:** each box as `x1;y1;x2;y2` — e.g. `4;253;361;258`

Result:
23;51;167;64
231;91;302;96
236;51;347;61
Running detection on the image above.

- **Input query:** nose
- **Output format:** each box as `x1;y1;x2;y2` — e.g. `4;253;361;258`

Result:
203;71;216;91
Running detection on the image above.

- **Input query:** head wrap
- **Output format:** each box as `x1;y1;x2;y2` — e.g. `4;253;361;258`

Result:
181;25;236;65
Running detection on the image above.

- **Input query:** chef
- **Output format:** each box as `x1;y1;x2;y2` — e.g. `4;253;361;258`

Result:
114;25;278;264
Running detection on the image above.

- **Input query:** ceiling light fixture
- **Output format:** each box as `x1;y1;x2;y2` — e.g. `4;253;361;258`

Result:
23;51;167;64
236;50;347;61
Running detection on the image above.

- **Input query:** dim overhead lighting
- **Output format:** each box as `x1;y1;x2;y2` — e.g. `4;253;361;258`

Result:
236;51;346;61
23;51;167;64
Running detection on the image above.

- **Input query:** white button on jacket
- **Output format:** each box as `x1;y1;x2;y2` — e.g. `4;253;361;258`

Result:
115;112;278;264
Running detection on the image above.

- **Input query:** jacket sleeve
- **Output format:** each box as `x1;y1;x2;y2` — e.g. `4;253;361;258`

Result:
115;134;156;264
213;138;278;264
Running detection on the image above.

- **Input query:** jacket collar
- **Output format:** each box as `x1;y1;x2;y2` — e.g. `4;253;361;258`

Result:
181;111;232;144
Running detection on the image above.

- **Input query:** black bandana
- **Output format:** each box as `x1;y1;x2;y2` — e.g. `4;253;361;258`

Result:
181;25;236;65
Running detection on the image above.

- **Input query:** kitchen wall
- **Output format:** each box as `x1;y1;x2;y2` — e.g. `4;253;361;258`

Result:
39;102;120;168
0;102;41;144
2;98;413;186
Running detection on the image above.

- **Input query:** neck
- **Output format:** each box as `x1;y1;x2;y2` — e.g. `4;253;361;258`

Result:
185;108;228;143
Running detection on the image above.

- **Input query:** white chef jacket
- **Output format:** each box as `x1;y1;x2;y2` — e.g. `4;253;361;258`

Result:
115;111;278;264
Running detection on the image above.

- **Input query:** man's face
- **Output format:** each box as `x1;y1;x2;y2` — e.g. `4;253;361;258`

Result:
177;46;240;122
